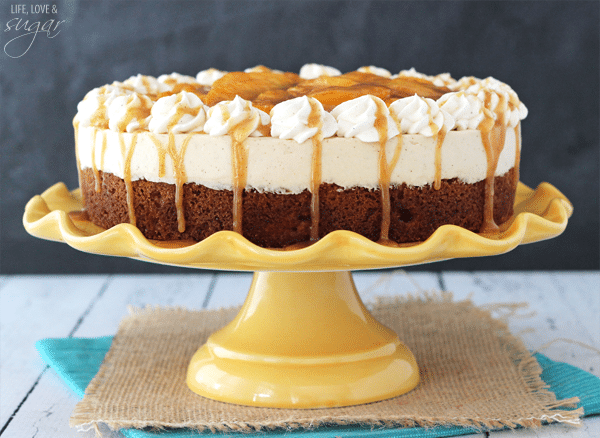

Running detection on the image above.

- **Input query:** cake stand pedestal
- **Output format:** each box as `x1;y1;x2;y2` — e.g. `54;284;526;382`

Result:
23;181;572;408
187;271;418;408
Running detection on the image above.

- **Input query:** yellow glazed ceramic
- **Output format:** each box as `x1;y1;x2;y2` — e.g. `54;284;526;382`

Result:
23;181;572;408
187;271;419;408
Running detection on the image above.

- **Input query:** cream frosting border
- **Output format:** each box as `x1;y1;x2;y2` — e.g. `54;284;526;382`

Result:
74;65;528;137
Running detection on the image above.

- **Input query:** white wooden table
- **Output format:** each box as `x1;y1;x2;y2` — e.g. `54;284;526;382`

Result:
1;271;598;438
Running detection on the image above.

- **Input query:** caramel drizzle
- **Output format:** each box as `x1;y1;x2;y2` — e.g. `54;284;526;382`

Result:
374;100;402;242
89;97;109;129
116;95;152;132
119;133;139;226
99;130;108;187
433;128;448;191
142;75;157;93
308;99;324;241
227;106;261;234
144;95;203;233
479;90;508;233
513;123;521;189
231;134;249;234
151;95;203;232
167;93;200;132
68;210;89;222
90;129;102;192
383;136;403;242
149;135;168;178
160;77;178;88
96;94;150;227
167;132;194;232
148;133;192;233
79;92;112;194
73;121;82;191
167;95;200;232
430;115;448;190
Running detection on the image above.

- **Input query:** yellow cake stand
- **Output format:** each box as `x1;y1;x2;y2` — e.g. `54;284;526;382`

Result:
23;181;572;408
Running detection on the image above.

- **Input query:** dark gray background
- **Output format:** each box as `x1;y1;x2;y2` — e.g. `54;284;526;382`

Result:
1;0;598;274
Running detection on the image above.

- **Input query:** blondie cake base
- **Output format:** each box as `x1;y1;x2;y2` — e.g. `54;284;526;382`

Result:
80;168;515;248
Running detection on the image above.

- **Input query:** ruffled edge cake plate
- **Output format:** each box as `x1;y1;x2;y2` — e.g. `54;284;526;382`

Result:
23;181;572;272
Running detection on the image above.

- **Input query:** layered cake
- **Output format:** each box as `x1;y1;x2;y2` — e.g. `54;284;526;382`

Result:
73;64;527;248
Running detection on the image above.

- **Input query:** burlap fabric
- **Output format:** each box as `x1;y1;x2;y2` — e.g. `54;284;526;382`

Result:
70;293;582;433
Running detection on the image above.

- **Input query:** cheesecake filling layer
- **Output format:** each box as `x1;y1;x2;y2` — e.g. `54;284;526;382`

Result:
76;125;519;193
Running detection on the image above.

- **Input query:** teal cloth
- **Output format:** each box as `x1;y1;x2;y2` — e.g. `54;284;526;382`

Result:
36;337;600;438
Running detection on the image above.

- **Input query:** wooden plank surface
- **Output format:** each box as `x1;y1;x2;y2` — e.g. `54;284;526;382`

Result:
204;272;252;310
1;272;598;438
0;276;108;429
73;274;215;337
2;274;216;438
441;272;600;377
440;272;600;438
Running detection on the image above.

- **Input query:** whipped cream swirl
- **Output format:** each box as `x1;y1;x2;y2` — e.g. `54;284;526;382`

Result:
245;65;284;74
437;92;487;131
196;68;227;86
331;95;399;142
357;66;392;77
204;95;270;137
76;85;133;128
390;94;455;136
270;96;337;143
106;93;153;133
299;63;342;80
457;76;528;127
396;67;457;88
123;74;170;95
157;72;199;87
148;91;207;134
449;75;479;91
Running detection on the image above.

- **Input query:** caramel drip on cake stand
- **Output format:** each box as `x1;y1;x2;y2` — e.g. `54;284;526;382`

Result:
308;99;324;241
374;100;402;243
118;133;139;226
68;210;89;222
479;91;508;233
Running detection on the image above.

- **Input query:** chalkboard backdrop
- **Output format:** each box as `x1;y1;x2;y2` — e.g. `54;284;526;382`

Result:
1;0;598;273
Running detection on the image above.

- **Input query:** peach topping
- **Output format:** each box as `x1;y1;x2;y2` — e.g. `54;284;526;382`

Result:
155;69;451;113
